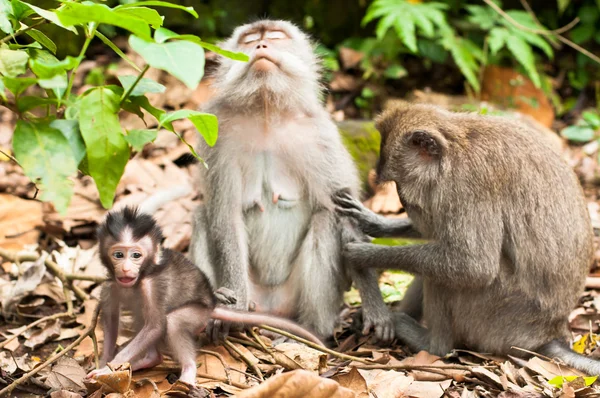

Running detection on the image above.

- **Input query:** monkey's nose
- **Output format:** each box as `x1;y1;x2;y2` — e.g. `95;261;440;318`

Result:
256;42;267;49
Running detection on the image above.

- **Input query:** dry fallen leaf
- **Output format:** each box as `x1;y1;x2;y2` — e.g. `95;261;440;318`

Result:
358;369;414;398
24;318;62;349
50;391;84;398
0;193;43;250
272;342;327;372
46;357;88;394
2;255;47;316
332;367;369;398
94;366;132;394
235;369;355;398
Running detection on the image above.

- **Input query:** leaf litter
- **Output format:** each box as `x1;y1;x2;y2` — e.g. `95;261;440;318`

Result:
2;43;600;398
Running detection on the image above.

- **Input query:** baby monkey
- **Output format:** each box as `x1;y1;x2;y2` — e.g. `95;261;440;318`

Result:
87;207;323;385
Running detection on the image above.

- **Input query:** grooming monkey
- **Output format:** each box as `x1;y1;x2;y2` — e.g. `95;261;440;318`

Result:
335;103;600;374
86;207;323;385
189;19;393;341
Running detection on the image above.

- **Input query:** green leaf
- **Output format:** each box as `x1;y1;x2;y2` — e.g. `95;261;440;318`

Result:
116;1;198;18
12;120;77;213
16;96;58;112
561;125;596;142
127;95;171;130
2;76;36;95
0;0;13;34
79;87;130;208
488;28;509;56
114;7;162;29
129;35;205;89
30;56;78;78
440;32;481;92
125;129;157;151
158;109;218;146
19;1;77;33
0;48;28;77
557;0;571;14
153;28;249;61
571;23;595;44
0;76;5;101
25;28;56;54
466;4;497;30
505;35;541;87
56;2;151;40
548;375;597;389
50;119;86;165
582;111;600;129
384;64;408;79
118;75;165;97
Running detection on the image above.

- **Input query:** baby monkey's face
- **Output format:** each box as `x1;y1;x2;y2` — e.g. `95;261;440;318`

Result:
108;234;153;287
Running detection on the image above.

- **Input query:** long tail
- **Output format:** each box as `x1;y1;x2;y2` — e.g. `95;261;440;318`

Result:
211;307;324;347
538;339;600;375
138;185;192;214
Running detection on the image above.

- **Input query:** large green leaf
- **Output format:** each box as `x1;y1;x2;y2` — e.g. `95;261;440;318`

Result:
153;27;248;61
25;28;56;54
2;76;36;95
0;48;28;77
159;109;218;147
16;96;58;112
50;119;86;164
125;129;157;151
129;35;205;89
505;35;541;87
19;1;77;33
12;120;77;213
56;2;151;40
118;75;165;97
114;7;162;29
561;125;595;142
79;87;130;208
488;27;508;56
30;55;78;78
0;0;13;34
116;1;198;18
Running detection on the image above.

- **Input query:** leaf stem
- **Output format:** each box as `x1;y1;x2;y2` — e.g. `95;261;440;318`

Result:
65;23;98;101
0;20;46;45
119;64;150;106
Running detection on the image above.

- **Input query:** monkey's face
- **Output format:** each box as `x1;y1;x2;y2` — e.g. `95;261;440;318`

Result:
214;20;320;104
107;236;153;287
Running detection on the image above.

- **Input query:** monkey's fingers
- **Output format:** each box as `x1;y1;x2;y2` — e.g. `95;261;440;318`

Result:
332;192;363;210
86;366;112;380
334;206;364;219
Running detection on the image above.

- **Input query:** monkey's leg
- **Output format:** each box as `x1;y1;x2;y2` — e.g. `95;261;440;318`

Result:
397;277;423;321
289;211;347;338
166;305;212;384
189;205;217;284
333;190;416;237
129;346;162;371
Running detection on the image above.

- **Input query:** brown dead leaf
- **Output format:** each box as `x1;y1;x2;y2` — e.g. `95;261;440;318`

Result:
339;47;364;70
34;281;67;304
46;357;88;394
273;342;327;372
524;357;585;380
161;380;210;397
2;255;47;316
235;369;355;398
404;379;452;398
50;391;84;398
358;369;414;398
330;72;362;92
196;345;247;387
332;367;368;398
0;194;43;250
24;318;62;349
16;296;44;314
130;379;162;398
0;351;18;374
95;366;132;393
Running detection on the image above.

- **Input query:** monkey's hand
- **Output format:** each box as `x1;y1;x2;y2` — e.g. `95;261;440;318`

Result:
362;302;395;345
342;242;377;270
207;302;245;342
333;190;388;237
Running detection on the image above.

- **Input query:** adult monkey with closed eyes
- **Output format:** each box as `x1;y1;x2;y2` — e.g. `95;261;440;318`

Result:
189;19;394;342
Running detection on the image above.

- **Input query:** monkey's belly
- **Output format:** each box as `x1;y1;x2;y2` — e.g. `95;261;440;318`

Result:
245;201;311;286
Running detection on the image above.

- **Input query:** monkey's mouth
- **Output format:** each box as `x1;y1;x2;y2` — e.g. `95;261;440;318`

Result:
117;276;137;287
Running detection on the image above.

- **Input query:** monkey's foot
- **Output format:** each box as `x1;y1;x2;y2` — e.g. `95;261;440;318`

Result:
179;363;197;385
131;350;163;371
86;366;112;380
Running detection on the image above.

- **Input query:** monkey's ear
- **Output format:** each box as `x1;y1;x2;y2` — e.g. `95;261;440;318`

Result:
406;130;443;159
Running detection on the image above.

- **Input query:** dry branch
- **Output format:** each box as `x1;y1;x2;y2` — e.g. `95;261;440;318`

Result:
0;311;73;350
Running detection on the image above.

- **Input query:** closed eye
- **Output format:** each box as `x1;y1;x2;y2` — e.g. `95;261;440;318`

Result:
243;32;261;44
265;30;287;40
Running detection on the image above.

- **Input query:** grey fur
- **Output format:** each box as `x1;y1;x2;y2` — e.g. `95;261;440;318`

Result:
336;103;599;374
189;19;393;340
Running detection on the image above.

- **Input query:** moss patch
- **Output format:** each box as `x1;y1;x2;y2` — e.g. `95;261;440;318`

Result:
337;120;381;191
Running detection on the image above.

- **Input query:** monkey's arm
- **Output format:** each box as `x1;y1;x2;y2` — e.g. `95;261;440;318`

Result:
110;280;166;366
99;284;120;366
343;217;502;288
334;190;416;238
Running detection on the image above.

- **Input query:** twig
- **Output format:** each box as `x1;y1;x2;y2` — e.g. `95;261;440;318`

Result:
65;274;107;283
0;149;20;166
0;303;101;397
0;312;72;350
249;328;271;352
223;338;264;381
63;285;73;315
353;363;491;371
198;349;232;384
226;336;263;350
0;20;46;44
483;0;600;65
519;0;578;36
91;329;99;369
510;346;552;361
258;325;375;364
0;248;88;301
227;367;262;383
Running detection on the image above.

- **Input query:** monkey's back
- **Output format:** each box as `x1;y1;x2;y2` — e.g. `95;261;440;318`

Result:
444;112;593;352
152;249;217;312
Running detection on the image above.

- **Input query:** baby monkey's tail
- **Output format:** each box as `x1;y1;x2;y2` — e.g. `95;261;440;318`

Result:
211;307;324;347
538;339;600;376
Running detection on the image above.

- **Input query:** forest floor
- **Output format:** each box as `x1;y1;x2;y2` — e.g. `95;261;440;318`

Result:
1;44;600;398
